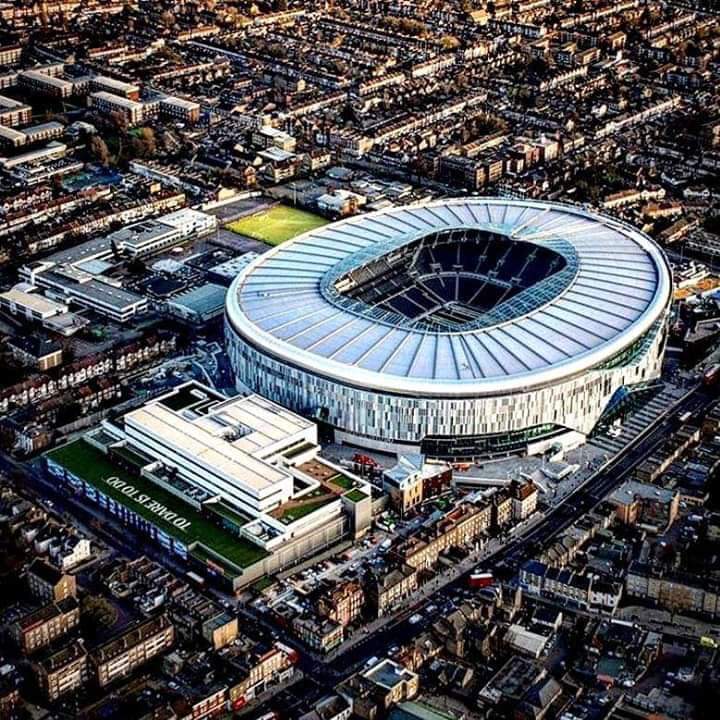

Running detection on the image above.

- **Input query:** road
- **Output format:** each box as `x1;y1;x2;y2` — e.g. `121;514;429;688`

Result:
296;383;716;685
1;382;715;717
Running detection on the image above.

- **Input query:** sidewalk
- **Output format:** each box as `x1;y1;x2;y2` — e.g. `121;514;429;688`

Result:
322;519;547;662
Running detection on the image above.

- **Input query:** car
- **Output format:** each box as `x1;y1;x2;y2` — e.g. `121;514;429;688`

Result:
409;614;423;625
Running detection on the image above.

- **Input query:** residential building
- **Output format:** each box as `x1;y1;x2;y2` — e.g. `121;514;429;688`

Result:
512;480;538;521
0;94;31;126
228;642;297;709
292;616;343;653
6;336;63;371
10;598;80;654
19;69;74;98
366;565;418;617
393;503;491;571
383;454;452;516
92;615;175;687
520;560;622;613
608;480;680;532
316;580;364;627
26;558;77;603
89;75;140;100
201;612;238;650
626;561;720;618
159;96;201;123
299;694;352;720
33;640;89;701
89;91;145;125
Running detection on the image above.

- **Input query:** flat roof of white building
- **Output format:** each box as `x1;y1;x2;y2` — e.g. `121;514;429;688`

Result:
123;384;315;497
126;403;290;494
89;91;144;111
0;288;66;316
201;393;314;455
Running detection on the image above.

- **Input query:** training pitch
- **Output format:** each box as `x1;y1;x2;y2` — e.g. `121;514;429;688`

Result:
226;204;328;246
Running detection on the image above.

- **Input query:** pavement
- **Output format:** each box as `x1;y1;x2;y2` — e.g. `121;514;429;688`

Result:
2;361;716;716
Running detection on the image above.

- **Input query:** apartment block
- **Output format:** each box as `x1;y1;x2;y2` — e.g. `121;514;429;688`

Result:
10;598;80;654
26;558;77;603
92;615;174;687
33;640;89;701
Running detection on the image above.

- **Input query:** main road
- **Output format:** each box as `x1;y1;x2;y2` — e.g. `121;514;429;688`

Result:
301;382;716;683
1;382;715;715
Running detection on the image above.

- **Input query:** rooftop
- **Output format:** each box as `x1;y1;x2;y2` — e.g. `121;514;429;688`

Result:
45;439;267;569
228;198;671;396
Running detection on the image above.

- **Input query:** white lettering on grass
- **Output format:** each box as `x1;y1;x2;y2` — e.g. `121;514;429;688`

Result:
103;477;192;532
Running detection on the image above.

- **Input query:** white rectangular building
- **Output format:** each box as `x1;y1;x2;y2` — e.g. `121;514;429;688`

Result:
121;387;318;517
89;91;145;126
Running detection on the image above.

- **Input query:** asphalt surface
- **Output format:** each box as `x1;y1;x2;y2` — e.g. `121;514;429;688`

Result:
297;383;717;686
1;382;716;717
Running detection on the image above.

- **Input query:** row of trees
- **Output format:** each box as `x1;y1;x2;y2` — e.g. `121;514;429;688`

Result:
88;127;158;167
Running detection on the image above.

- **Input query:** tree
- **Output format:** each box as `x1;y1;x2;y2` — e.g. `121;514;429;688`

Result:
131;127;157;159
89;135;111;167
110;110;129;133
139;127;157;156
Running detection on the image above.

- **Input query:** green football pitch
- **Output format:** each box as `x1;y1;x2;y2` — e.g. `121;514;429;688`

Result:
226;205;328;246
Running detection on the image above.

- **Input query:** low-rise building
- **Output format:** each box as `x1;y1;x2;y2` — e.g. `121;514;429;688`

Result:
19;69;74;98
6;336;63;371
201;612;238;650
316;580;364;627
33;640;89;701
626;561;720;618
26;558;77;603
393;503;491;571
89;75;140;100
89;91;145;125
227;641;297;709
492;492;513;529
512;480;538;521
92;615;174;687
10;597;80;654
292;616;343;653
159;95;201;123
383;454;452;516
520;560;622;613
365;565;418;618
300;694;352;720
608;480;680;532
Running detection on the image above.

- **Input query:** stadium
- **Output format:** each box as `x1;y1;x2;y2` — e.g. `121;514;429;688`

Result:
225;198;672;459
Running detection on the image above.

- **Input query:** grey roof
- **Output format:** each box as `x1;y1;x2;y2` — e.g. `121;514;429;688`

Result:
168;282;227;315
226;199;671;397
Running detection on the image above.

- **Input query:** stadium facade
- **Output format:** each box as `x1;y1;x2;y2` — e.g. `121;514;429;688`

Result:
225;199;672;459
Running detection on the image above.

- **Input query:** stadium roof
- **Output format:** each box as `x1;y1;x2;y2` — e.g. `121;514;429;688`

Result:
226;199;671;397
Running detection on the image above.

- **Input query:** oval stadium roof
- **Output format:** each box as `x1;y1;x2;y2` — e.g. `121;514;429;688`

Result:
226;198;672;397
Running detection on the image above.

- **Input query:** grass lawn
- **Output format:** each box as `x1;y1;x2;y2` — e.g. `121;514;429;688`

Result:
46;440;267;570
225;204;328;246
344;489;369;503
277;497;335;524
329;473;355;490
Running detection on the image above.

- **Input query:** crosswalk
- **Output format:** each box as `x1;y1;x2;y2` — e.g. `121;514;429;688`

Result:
589;384;687;455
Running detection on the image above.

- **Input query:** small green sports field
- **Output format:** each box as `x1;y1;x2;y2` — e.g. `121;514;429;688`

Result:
226;204;328;246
